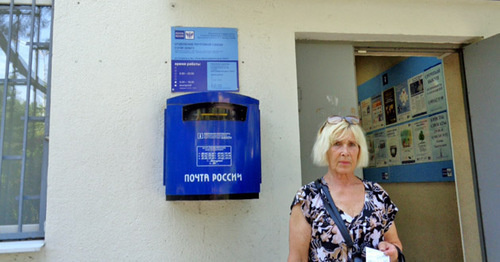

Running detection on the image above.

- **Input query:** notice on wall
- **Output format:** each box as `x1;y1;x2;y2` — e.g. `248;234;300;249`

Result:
386;126;401;166
372;94;385;130
171;27;239;92
424;64;447;115
429;112;452;161
399;123;415;164
367;133;376;167
413;118;432;163
408;73;427;117
361;97;373;131
373;130;389;167
395;83;412;123
383;87;397;126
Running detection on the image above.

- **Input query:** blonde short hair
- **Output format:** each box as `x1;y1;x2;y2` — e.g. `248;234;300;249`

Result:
311;120;369;168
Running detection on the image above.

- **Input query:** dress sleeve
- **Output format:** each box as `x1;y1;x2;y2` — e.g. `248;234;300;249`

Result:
290;183;315;224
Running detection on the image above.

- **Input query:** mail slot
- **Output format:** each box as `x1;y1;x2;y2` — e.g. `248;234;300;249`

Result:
164;92;261;200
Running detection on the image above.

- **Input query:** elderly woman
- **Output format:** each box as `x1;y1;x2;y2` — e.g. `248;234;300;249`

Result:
288;116;403;262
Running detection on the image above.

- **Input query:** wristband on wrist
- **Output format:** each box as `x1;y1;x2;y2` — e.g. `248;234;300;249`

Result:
394;245;405;262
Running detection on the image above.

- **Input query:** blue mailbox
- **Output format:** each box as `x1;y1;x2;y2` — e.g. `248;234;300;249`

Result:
164;92;261;200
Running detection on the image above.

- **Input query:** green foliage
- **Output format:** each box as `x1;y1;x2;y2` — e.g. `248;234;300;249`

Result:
0;5;52;229
0;84;46;226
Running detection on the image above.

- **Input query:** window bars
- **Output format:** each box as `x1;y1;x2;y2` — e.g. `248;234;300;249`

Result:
0;0;52;240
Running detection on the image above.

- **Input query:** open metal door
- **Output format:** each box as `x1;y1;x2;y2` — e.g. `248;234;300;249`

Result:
296;42;360;185
462;33;500;262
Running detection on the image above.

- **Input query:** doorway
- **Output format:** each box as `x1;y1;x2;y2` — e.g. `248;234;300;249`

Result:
296;41;479;261
355;54;463;261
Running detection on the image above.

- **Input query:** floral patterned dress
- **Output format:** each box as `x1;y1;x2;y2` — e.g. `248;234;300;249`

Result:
290;177;398;262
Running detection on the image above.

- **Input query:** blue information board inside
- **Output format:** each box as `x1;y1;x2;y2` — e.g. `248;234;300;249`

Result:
171;27;239;92
358;57;455;183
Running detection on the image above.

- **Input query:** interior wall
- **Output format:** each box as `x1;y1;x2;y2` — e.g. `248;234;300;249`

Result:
355;56;464;261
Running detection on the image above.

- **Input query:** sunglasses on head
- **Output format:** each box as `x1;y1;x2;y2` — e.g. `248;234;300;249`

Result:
320;115;360;133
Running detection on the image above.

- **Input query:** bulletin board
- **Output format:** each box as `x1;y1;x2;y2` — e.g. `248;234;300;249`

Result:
357;57;454;183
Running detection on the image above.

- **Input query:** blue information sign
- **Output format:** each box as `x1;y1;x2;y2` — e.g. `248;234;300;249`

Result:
171;27;239;92
197;146;232;167
358;57;454;183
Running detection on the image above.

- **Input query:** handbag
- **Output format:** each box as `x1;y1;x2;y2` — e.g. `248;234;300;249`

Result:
314;179;405;262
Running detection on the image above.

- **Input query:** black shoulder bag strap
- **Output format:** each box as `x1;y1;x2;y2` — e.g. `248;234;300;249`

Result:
314;179;354;248
315;179;405;262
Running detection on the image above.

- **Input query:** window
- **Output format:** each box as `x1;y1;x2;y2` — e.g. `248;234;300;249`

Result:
0;1;52;241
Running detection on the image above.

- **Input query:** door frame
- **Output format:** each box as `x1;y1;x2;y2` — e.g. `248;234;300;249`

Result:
295;32;486;261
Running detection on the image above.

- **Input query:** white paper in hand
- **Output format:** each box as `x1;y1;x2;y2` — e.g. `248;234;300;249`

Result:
365;247;390;262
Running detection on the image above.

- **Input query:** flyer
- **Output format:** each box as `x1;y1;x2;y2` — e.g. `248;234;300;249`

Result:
360;97;373;131
366;133;376;167
383;87;397;126
413;118;432;163
408;73;427;117
371;94;385;130
386;126;401;166
366;247;390;262
395;83;412;122
429;112;453;161
373;130;388;167
424;64;447;114
399;123;415;164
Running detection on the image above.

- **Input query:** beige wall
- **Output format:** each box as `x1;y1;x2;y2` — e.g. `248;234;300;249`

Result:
1;0;498;261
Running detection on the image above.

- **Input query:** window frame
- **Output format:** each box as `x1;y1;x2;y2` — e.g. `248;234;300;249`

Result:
0;0;52;241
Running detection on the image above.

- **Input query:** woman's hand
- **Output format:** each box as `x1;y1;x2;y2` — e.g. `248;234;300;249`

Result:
378;241;399;262
378;223;403;262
